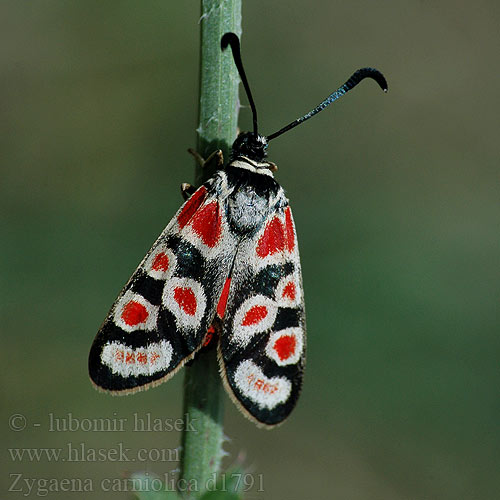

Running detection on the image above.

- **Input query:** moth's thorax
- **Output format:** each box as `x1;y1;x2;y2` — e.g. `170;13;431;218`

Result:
230;156;276;177
221;161;285;236
226;184;270;235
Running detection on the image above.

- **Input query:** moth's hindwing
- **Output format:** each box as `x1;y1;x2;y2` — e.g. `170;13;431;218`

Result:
89;173;237;393
218;186;306;427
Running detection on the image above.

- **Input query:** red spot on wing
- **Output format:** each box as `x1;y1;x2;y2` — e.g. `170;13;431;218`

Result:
274;334;297;361
242;305;268;326
247;374;278;394
174;287;197;316
203;325;216;347
121;301;148;326
151;252;169;272
136;352;147;364
177;186;207;228
282;281;296;301
256;217;285;258
217;278;232;318
190;201;222;247
115;348;159;366
285;207;295;252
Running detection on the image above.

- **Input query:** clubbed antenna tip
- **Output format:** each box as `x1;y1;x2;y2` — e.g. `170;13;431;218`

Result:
267;67;388;141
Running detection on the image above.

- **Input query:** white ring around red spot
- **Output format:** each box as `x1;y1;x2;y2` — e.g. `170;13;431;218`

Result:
275;274;301;308
252;210;295;269
162;277;206;330
231;295;278;348
113;291;159;333
265;327;303;366
143;246;177;281
101;340;173;377
233;360;291;410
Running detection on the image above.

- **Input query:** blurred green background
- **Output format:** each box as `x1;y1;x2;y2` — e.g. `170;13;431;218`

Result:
2;1;499;499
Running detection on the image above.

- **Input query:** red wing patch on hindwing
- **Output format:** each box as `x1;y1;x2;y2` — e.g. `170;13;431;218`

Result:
177;186;207;228
203;325;216;347
217;278;232;319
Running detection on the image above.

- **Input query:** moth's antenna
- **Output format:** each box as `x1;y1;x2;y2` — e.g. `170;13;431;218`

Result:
267;67;388;141
221;33;259;137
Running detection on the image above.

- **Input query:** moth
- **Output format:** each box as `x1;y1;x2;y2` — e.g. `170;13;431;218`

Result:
89;33;387;427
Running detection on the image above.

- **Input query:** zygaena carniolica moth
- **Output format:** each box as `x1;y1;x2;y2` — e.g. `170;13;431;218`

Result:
89;33;387;427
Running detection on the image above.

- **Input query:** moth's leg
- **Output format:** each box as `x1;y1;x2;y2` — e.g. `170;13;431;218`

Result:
180;182;197;201
182;149;224;200
187;148;224;170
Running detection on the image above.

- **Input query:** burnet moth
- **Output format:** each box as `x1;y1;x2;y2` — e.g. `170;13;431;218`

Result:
89;33;387;427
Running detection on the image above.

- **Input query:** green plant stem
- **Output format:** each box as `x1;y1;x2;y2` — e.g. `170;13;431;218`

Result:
179;0;241;497
194;0;242;187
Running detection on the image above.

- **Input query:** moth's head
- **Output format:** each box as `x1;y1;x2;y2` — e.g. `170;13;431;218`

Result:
230;132;268;162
